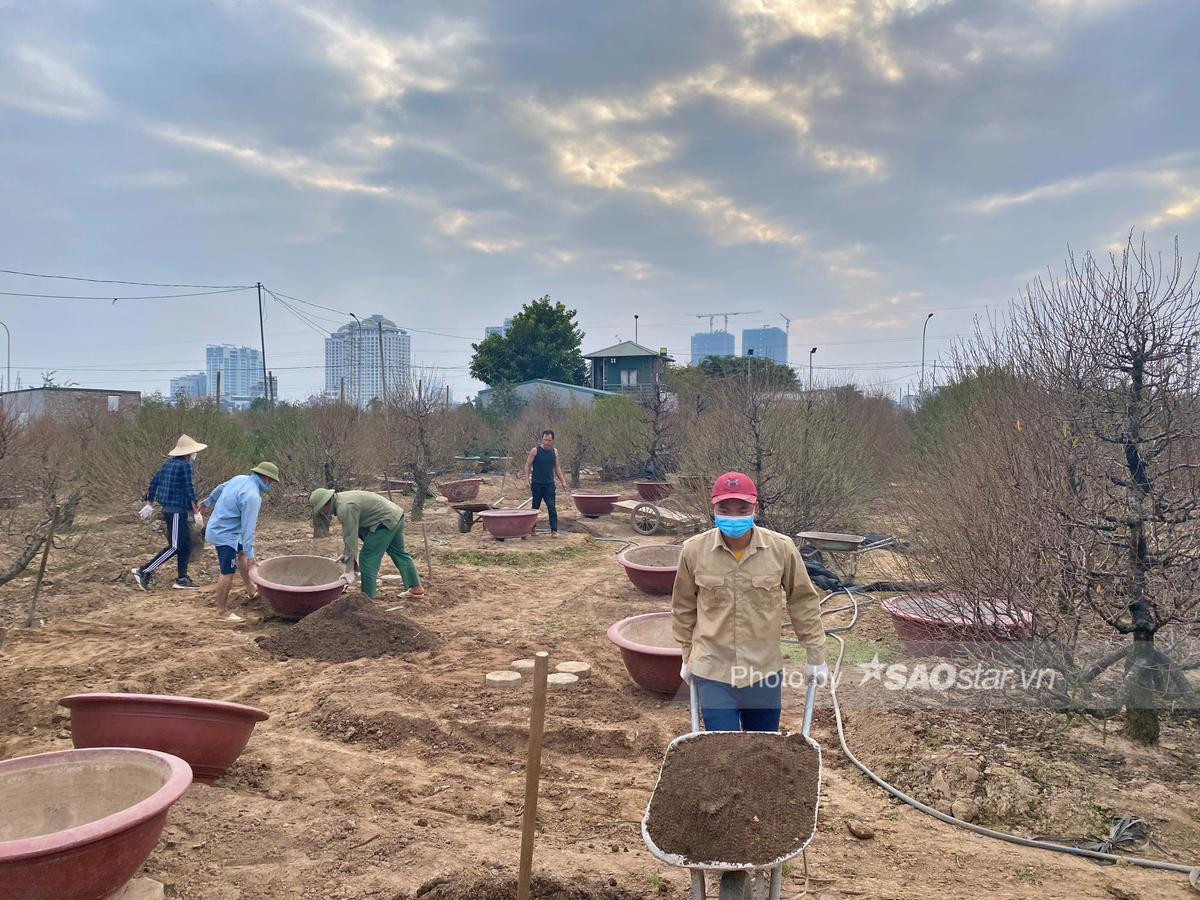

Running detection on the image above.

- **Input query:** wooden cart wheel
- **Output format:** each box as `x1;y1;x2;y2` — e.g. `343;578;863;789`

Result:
631;502;662;535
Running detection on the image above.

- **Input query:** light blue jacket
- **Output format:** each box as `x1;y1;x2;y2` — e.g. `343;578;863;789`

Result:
202;473;267;556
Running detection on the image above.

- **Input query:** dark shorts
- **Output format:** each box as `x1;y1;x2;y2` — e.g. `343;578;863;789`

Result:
215;544;245;575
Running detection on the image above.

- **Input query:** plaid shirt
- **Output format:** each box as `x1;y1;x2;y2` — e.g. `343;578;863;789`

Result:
146;457;196;512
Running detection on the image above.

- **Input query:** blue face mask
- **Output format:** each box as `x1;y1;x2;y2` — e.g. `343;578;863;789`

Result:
257;475;272;492
714;514;755;538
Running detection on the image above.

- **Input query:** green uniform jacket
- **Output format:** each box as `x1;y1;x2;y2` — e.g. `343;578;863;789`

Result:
333;490;404;561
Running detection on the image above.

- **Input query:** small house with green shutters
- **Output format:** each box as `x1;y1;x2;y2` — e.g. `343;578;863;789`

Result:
583;341;673;402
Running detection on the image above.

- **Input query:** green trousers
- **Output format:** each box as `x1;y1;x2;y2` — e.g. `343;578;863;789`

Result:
358;518;420;598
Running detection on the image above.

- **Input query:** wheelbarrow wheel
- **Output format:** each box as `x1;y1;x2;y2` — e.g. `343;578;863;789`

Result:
631;502;662;535
718;871;750;900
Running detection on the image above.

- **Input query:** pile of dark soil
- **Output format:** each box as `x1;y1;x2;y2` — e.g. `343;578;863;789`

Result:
255;594;437;661
645;732;819;866
400;874;644;899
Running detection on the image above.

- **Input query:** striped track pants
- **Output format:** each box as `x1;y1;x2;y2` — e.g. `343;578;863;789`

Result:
143;510;192;579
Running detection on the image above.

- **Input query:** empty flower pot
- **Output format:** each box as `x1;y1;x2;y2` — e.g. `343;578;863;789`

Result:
618;544;682;596
572;492;619;517
61;693;269;785
250;555;347;619
0;747;192;900
438;478;482;502
607;612;684;697
881;593;1034;656
635;481;672;501
478;508;539;540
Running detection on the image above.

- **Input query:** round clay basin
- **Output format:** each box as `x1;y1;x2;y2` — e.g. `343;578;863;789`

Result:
479;509;538;539
572;492;619;517
881;593;1034;656
250;555;346;619
617;544;681;596
61;693;269;785
438;478;482;502
607;612;683;697
0;747;192;900
635;481;671;501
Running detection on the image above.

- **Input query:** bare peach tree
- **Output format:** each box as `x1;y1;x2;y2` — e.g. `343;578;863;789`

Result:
909;237;1200;743
383;371;460;521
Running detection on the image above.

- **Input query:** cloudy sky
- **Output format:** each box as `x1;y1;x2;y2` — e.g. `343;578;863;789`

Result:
2;0;1199;400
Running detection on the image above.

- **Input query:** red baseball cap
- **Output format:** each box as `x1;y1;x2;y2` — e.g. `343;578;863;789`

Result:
711;471;757;505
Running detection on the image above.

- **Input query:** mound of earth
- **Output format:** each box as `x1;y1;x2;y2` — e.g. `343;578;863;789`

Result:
401;874;644;899
255;594;437;661
645;732;819;866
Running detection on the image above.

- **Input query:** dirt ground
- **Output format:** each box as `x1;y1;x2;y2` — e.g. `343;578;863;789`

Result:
2;478;1198;899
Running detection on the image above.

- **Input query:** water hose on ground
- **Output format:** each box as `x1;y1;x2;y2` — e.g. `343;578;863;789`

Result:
819;588;1200;888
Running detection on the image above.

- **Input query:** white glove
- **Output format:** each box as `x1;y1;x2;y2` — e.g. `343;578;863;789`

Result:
805;662;830;687
679;662;691;682
138;503;154;521
193;512;204;527
339;572;356;586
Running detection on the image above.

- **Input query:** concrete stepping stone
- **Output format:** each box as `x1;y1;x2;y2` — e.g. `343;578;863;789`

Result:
547;672;579;690
556;661;590;680
485;670;522;689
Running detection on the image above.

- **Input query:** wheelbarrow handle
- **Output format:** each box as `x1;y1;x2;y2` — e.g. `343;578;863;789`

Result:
801;679;818;738
689;677;700;733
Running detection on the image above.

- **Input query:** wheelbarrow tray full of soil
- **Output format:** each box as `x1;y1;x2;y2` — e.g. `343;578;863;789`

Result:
641;729;822;873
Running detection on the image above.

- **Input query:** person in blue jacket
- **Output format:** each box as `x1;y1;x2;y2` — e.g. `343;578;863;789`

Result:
201;462;279;622
131;434;206;591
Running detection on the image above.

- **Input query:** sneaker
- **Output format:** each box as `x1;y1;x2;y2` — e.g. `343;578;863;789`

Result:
219;612;245;623
130;567;150;592
172;576;197;589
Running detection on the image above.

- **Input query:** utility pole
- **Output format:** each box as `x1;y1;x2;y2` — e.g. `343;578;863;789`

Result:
256;282;271;408
339;377;344;404
920;312;934;396
349;313;362;408
0;320;9;394
808;346;817;391
215;370;221;410
268;370;274;406
377;319;386;405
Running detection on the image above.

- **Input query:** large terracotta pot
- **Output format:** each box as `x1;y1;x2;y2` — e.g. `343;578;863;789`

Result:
571;492;619;517
635;481;672;501
478;509;539;540
250;555;346;619
881;593;1033;656
607;612;684;697
438;478;482;502
0;747;192;900
617;544;681;596
61;693;269;785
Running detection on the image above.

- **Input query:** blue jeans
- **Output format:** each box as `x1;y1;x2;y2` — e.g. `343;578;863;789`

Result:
695;672;783;732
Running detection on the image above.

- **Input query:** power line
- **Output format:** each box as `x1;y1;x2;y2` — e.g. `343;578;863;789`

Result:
0;287;253;301
265;285;476;342
0;268;253;289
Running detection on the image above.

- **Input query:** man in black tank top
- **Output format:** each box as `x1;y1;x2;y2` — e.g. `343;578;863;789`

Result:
523;429;568;536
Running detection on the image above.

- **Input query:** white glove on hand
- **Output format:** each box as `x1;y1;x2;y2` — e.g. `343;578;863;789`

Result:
679;662;691;682
339;572;356;586
193;512;204;527
138;503;154;521
804;662;830;687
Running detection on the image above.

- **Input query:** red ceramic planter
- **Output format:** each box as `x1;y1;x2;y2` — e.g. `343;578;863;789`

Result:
617;544;681;596
635;481;671;501
571;492;619;517
0;747;192;900
61;693;269;785
438;478;482;502
881;593;1033;656
478;509;539;540
607;612;684;697
250;555;347;619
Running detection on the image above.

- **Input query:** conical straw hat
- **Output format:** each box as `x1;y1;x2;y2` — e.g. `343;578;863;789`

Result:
168;434;208;457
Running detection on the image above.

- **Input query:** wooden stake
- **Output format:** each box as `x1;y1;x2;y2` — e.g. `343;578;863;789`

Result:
421;522;432;582
517;651;549;900
25;519;56;628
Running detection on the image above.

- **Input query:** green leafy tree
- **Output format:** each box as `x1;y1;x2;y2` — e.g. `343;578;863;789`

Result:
696;354;798;386
469;295;586;386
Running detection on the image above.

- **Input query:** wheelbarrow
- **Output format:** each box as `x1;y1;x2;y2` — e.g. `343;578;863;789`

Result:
642;678;822;900
795;531;895;580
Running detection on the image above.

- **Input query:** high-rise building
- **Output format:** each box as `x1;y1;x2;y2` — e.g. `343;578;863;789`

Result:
742;327;788;364
169;372;207;401
484;317;514;338
325;315;411;407
206;345;267;410
690;330;735;364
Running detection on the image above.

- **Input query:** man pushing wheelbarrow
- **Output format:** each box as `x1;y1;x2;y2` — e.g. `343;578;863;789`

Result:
644;471;829;900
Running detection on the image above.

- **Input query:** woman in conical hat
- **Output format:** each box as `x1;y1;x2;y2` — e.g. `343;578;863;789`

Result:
130;434;207;592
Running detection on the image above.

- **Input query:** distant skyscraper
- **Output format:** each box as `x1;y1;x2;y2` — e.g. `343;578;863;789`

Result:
169;372;207;401
325;315;411;407
484;317;514;338
690;330;735;364
742;327;788;364
206;345;266;410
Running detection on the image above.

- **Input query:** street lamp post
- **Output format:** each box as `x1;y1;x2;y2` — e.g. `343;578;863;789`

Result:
808;346;817;391
349;313;362;408
0;321;9;394
920;313;934;395
634;314;639;344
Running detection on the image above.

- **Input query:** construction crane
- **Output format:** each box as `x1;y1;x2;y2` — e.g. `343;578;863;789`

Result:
695;310;762;332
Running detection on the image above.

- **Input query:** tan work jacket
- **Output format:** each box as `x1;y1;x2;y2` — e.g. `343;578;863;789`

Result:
672;526;825;687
